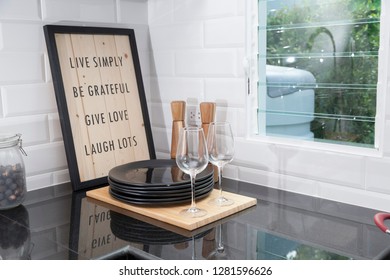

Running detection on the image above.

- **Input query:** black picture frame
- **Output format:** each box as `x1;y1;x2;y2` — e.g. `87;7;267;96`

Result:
44;25;155;191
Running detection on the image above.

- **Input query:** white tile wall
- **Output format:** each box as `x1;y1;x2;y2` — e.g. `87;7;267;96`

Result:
120;0;149;24
175;50;238;77
0;22;44;51
0;53;45;83
204;78;246;107
2;84;57;116
42;0;117;22
151;77;204;103
147;0;390;212
0;0;149;190
150;23;203;49
172;0;239;21
204;17;245;47
1;0;390;212
0;0;41;20
0;115;50;145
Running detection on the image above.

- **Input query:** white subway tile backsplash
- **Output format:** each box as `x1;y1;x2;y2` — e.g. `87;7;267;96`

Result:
279;174;320;197
0;115;49;145
0;0;387;212
151;127;169;154
234;138;279;172
173;0;238;21
151;77;203;102
0;53;44;84
2;83;57;116
237;0;246;16
365;157;390;195
131;24;151;51
150;102;170;128
156;151;170;159
204;17;245;47
204;78;245;107
27;173;53;192
43;0;117;22
175;50;237;77
43;53;53;83
319;180;390;212
149;22;203;50
222;163;239;180
279;146;365;189
150;51;175;76
236;107;248;137
0;25;3;50
139;48;152;72
0;0;41;20
48;113;63;142
237;166;281;190
24;142;67;177
385;83;390;120
233;165;319;197
236;48;246;77
383;119;390;156
0;90;3;117
247;171;319;199
119;0;148;25
213;107;242;135
52;169;70;186
0;22;44;52
148;0;174;25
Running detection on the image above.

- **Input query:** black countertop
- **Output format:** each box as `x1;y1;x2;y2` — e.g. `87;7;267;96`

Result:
1;178;389;260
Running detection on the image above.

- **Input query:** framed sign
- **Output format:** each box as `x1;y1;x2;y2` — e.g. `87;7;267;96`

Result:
44;25;155;191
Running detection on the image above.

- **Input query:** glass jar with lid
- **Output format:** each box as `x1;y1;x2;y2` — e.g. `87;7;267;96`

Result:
0;205;31;259
0;134;27;210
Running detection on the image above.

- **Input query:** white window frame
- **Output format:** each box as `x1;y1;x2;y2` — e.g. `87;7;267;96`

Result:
244;0;389;158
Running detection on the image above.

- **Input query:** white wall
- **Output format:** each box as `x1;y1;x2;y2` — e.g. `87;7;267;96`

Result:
1;0;390;212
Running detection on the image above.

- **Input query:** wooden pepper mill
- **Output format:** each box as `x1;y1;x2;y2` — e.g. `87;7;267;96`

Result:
200;102;218;182
170;101;186;159
200;102;216;138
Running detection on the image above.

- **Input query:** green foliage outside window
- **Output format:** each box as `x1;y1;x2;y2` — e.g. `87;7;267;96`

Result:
266;0;381;145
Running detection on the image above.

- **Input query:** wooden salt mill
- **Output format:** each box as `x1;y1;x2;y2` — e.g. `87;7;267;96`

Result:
200;102;216;138
200;102;218;182
170;101;186;159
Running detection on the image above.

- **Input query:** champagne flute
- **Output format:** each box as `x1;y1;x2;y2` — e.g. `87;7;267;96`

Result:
176;127;209;218
207;122;234;206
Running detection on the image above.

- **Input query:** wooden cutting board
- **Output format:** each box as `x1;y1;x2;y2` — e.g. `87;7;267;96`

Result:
86;186;257;231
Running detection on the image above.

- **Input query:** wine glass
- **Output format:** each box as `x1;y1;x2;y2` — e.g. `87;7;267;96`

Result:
176;127;209;218
207;122;234;206
207;224;228;260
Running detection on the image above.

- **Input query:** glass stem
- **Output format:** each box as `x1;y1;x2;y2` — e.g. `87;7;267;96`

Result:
192;236;196;260
190;174;196;210
218;166;223;197
217;224;223;251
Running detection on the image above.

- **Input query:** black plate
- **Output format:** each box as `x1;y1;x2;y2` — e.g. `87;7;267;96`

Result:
108;180;213;205
109;176;214;197
108;170;213;190
108;159;213;187
110;210;212;245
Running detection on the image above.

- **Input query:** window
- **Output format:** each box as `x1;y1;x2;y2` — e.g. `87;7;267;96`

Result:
254;0;381;148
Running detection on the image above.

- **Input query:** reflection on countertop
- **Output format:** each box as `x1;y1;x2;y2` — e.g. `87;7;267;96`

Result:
0;179;388;260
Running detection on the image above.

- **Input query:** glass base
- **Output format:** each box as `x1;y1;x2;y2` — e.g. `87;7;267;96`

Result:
207;249;228;260
179;207;207;218
208;196;234;207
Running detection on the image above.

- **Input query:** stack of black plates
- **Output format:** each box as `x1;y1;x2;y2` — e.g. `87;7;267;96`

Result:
107;159;214;205
110;210;212;244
